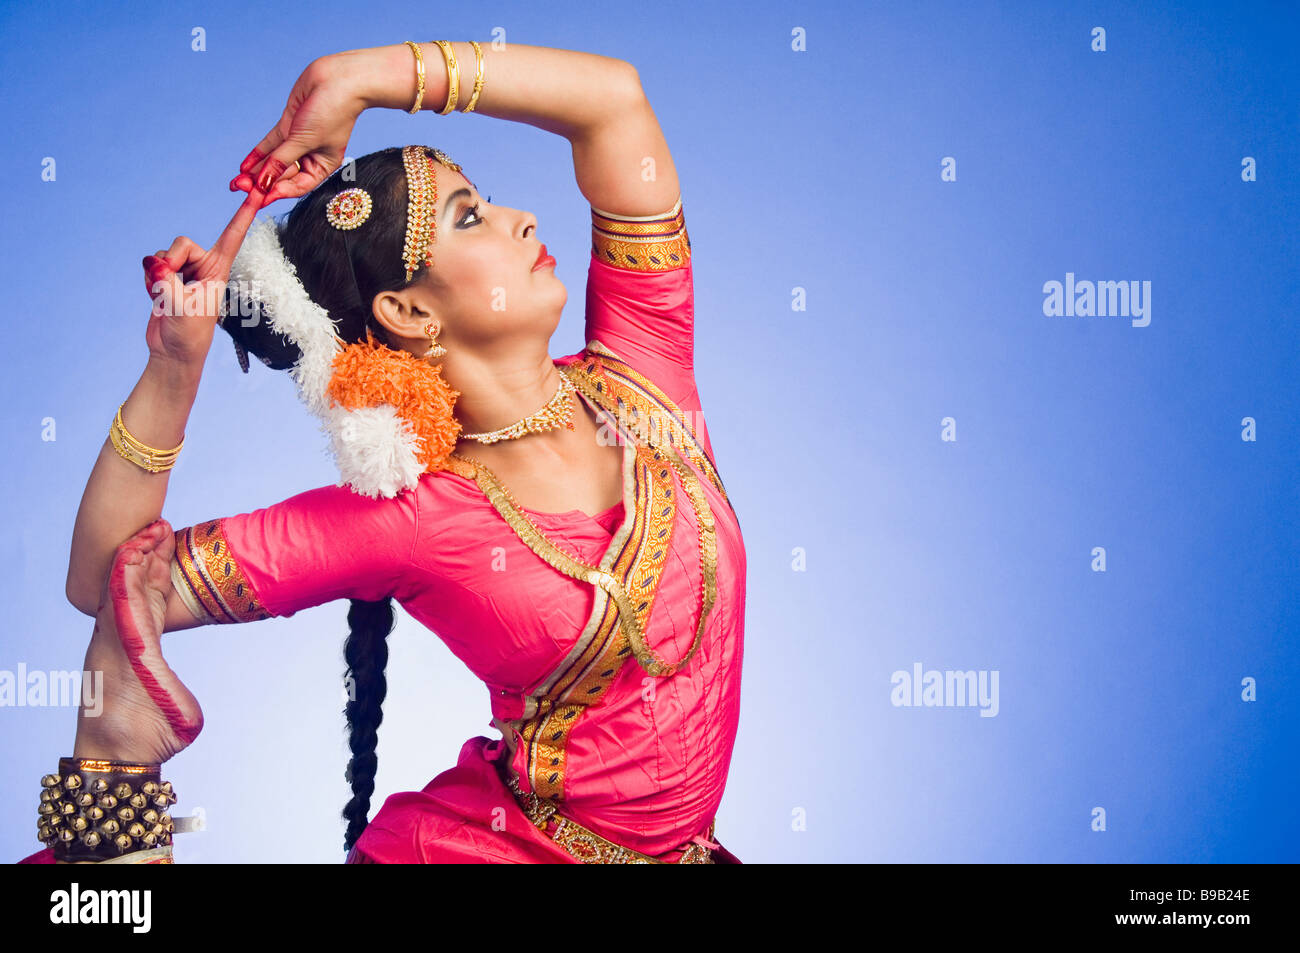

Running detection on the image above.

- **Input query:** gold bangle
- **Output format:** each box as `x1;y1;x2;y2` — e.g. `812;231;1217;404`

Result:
111;402;182;473
110;427;178;473
432;40;460;115
404;40;426;114
461;40;485;113
114;403;184;456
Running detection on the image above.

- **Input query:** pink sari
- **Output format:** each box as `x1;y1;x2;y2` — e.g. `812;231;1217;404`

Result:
32;198;746;865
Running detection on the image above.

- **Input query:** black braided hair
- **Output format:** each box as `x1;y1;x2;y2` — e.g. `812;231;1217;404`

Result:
342;597;396;853
217;146;444;855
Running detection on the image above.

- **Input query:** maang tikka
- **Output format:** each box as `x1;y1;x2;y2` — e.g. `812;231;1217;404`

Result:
330;146;457;362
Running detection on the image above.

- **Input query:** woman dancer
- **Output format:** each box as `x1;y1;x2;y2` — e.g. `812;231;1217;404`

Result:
36;40;746;864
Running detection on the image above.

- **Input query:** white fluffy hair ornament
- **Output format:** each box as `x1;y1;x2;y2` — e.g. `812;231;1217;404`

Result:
226;214;436;500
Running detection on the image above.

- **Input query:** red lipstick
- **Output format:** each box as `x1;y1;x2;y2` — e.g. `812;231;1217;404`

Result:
532;244;557;271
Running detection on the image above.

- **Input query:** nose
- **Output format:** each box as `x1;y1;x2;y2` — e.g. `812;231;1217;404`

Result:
488;198;538;242
496;202;536;241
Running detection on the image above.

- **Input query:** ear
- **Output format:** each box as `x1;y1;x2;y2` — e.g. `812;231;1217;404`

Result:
371;286;441;344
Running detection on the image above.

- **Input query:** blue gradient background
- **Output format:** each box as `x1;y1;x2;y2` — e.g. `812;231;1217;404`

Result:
1;1;1296;863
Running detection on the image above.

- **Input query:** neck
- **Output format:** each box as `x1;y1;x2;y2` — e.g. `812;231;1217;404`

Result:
446;348;566;443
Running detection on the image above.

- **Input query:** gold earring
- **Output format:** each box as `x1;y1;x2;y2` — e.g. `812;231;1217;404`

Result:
425;321;447;358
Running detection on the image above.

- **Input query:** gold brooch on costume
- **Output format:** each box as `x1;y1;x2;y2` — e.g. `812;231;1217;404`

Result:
326;188;374;230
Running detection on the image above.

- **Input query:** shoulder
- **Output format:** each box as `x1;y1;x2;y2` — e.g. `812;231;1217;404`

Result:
216;479;422;574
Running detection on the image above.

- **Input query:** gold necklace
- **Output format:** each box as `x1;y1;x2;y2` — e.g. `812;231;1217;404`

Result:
459;373;577;444
448;370;718;678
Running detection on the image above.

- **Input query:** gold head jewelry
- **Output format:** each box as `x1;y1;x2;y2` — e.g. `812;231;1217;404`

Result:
325;188;373;230
401;145;465;282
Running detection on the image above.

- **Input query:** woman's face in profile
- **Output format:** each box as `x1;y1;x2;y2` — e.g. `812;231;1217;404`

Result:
414;164;567;350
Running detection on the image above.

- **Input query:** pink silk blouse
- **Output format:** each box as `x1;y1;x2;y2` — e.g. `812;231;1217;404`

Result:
165;197;748;864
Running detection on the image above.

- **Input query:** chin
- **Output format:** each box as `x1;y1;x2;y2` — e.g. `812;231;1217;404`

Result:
543;279;568;311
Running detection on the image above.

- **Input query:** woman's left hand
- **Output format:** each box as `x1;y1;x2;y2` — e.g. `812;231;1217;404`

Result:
229;53;370;208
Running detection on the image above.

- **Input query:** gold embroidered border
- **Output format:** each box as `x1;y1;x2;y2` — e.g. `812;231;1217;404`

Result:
591;196;683;234
563;347;729;506
483;348;725;802
561;350;722;679
591;199;691;272
504;767;714;864
551;443;676;699
591;234;691;272
515;441;677;800
170;521;271;624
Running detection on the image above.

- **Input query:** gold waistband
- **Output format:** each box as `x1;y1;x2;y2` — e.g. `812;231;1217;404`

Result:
503;769;715;864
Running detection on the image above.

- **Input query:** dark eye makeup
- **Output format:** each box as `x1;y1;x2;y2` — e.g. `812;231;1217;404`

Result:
459;201;484;227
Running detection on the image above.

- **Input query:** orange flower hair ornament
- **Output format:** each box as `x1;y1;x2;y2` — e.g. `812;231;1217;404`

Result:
327;328;462;475
226;145;468;499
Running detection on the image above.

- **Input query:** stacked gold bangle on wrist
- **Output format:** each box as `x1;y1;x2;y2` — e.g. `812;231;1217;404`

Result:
38;758;177;863
431;40;460;114
110;401;183;473
403;40;426;114
406;40;485;114
461;41;485;113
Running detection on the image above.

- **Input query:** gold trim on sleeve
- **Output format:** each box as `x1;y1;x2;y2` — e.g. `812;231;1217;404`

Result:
171;521;273;624
591;197;691;272
169;554;212;623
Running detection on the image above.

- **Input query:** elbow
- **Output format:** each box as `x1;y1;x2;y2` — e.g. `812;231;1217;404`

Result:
615;59;647;108
65;562;104;617
65;581;99;618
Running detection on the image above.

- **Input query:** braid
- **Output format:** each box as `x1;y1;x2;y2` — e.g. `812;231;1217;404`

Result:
341;596;396;854
211;146;449;852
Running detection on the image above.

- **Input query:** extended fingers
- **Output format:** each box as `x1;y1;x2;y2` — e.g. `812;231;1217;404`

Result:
227;175;277;211
208;189;264;267
231;159;301;200
262;164;322;204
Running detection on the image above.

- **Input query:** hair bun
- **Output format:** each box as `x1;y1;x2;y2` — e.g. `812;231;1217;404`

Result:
219;284;305;372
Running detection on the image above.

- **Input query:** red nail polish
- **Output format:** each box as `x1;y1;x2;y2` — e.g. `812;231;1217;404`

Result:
257;159;286;193
239;147;264;174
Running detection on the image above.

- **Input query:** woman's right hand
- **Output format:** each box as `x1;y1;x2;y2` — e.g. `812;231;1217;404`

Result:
229;53;374;208
141;190;262;369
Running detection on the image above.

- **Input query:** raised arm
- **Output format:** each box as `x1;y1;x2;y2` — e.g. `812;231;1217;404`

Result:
66;194;262;616
366;42;682;218
244;43;681;220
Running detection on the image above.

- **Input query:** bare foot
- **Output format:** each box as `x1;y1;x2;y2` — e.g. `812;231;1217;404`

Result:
73;518;202;763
